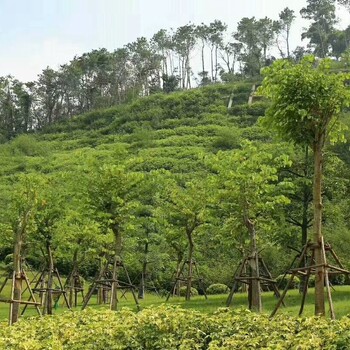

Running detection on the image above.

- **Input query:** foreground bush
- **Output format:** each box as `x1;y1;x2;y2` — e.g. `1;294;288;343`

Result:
1;306;350;349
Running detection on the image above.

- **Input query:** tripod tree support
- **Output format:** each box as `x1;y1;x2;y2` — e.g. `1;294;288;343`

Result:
226;253;282;310
260;56;350;316
82;257;140;311
166;259;207;301
270;240;349;319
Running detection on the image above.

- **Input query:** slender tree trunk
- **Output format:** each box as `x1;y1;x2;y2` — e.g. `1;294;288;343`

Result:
138;238;149;299
245;217;262;312
110;225;122;311
249;223;262;312
69;248;78;308
46;242;54;315
210;47;214;81
186;230;194;301
313;139;325;316
214;46;218;82
11;228;23;324
201;42;205;77
186;55;191;89
286;29;290;58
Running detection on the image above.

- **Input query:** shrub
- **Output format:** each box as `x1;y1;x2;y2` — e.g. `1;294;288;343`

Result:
330;274;346;286
2;306;350;349
276;274;300;290
206;283;229;295
179;286;198;297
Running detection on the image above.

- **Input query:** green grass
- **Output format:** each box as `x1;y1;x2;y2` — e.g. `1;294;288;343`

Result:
1;262;349;321
1;286;349;322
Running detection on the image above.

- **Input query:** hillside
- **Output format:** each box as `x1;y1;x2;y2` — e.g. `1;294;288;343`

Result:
0;79;349;302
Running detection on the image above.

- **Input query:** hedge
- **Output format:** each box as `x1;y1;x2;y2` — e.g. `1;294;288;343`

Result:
2;306;350;349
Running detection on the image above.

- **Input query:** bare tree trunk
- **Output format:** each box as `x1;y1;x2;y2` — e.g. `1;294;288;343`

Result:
201;42;205;76
214;46;218;82
313;138;325;316
186;230;194;301
185;55;191;89
245;216;262;312
110;225;122;310
68;248;78;308
11;229;23;324
286;29;291;58
138;238;149;299
46;242;54;315
11;210;32;324
210;47;214;81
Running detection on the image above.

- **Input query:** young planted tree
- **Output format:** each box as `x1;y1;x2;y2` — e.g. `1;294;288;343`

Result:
7;175;39;324
260;56;350;316
211;141;291;311
86;165;143;310
162;178;210;300
31;179;66;315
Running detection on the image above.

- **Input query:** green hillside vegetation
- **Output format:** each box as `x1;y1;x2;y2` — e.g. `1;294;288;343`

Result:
0;56;350;331
0;76;349;287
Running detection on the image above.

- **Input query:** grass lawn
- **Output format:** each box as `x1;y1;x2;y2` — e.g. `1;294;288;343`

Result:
1;282;350;322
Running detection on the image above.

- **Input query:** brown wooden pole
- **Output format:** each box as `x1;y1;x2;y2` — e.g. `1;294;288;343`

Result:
270;242;309;318
299;247;314;316
226;259;247;307
321;237;335;319
46;243;54;315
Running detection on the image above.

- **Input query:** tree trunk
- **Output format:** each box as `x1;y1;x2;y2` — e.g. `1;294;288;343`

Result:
69;248;78;308
313;139;325;316
286;29;290;58
11;228;23;324
186;55;191;89
210;47;214;81
138;238;149;299
201;42;205;76
245;218;262;312
46;242;54;315
214;46;218;82
186;229;194;301
110;225;122;311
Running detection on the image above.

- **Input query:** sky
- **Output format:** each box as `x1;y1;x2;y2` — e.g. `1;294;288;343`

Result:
0;0;349;82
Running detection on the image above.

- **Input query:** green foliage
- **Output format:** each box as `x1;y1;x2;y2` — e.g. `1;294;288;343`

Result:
276;274;300;289
260;56;350;147
3;306;350;349
206;283;229;295
179;286;199;297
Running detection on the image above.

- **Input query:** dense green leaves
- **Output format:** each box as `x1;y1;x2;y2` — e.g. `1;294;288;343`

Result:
260;57;350;147
2;306;350;349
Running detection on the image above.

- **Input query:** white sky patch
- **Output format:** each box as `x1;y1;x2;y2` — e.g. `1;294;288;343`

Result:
0;0;349;82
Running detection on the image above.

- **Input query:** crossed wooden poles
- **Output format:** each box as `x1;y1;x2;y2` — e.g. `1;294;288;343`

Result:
271;238;350;319
166;259;207;301
226;251;282;309
82;258;140;310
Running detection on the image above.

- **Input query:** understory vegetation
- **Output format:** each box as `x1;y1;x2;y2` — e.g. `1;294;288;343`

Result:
2;306;350;349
